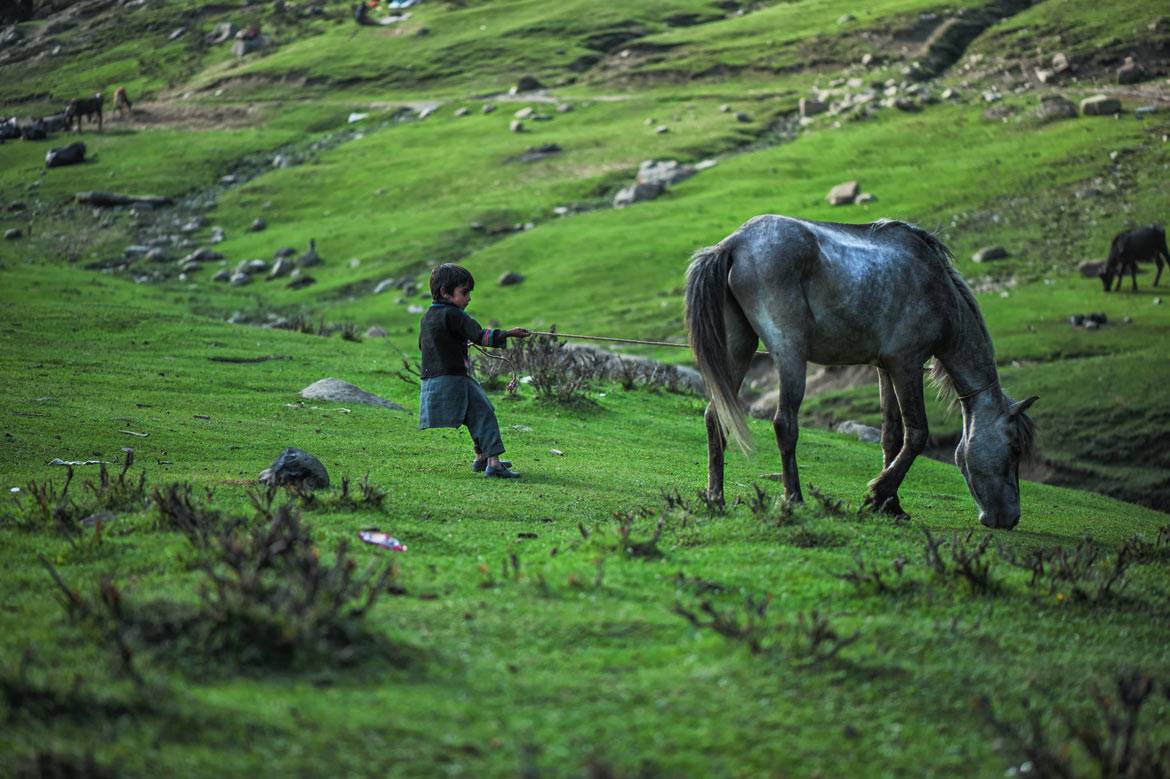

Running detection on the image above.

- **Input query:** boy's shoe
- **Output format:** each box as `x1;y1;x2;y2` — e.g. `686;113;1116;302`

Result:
472;459;511;473
484;465;521;478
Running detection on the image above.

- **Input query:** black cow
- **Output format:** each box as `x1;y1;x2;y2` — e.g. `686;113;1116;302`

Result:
41;113;69;132
45;141;86;168
20;119;46;140
1102;224;1169;292
65;93;103;132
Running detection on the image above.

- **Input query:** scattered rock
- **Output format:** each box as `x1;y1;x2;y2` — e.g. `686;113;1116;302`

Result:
258;447;330;489
146;248;171;263
206;22;237;44
248;217;267;232
300;377;406;411
1081;95;1121;116
5;228;21;240
972;246;1008;263
287;274;316;290
268;257;292;279
482;103;497;114
799;98;828;118
498;271;525;286
212;269;231;282
636;159;696;189
513;106;534;119
1033;95;1077;121
826;181;860;205
454;107;469;117
509;120;524;132
654;125;669;134
1117;61;1147;85
1078;259;1106;278
613;181;662;208
365;326;388;338
1051;52;1070;73
229;272;252;286
734;111;750;122
835;420;881;444
274;246;296;259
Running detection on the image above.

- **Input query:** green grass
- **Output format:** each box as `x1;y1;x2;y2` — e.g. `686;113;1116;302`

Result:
3;0;1170;774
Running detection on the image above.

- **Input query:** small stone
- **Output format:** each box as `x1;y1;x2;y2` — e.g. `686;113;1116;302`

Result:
498;271;525;286
972;246;1008;263
248;217;267;232
4;228;21;240
509;120;524;132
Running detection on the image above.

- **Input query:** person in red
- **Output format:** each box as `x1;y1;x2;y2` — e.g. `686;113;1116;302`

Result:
418;264;530;478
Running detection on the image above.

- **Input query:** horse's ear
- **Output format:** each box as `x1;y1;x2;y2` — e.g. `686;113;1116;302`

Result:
1009;395;1038;417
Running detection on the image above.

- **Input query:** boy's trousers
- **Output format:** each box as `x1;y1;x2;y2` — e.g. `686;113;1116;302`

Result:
418;375;505;457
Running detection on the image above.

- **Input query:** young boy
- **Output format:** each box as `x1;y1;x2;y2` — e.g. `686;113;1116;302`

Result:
418;263;530;478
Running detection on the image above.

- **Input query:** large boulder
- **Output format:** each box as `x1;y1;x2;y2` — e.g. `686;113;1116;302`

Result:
826;181;860;205
300;377;406;410
1081;95;1121;116
613;181;662;208
636;159;696;189
258;447;330;489
1033;95;1077;121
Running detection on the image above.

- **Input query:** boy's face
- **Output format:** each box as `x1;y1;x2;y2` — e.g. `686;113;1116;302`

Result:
443;285;472;310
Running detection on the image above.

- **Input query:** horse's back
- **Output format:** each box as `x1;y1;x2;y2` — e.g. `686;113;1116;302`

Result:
725;215;956;365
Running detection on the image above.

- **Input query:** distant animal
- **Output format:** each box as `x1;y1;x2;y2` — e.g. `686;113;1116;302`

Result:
686;215;1037;529
1;117;22;140
1101;224;1168;292
113;86;133;117
65;93;103;132
45;141;86;168
20;119;46;141
40;113;69;133
296;238;321;267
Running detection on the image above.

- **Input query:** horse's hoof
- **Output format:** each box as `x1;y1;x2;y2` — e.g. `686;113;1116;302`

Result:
864;493;907;518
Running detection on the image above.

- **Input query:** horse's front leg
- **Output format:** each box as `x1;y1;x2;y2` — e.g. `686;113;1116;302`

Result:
865;365;929;517
704;404;727;505
773;360;806;504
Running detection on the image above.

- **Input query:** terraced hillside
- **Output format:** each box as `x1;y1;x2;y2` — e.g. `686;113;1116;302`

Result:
2;0;1169;775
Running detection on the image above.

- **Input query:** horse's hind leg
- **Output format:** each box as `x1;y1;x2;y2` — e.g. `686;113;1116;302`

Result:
704;301;757;505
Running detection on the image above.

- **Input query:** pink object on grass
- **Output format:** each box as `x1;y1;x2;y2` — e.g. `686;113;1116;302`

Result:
358;530;407;551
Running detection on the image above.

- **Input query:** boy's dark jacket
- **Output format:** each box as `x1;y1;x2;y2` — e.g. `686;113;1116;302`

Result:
418;301;507;379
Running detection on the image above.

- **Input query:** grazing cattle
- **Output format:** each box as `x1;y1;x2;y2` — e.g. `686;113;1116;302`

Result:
113;86;133;116
45;141;86;168
65;93;103;132
1101;224;1169;292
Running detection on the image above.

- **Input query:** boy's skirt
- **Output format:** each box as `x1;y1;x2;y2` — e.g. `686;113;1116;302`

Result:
418;375;505;456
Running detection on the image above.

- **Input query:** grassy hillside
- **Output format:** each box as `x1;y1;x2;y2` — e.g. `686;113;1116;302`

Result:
2;0;1170;774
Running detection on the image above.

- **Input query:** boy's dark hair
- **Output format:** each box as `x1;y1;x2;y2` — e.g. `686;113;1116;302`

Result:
429;263;475;301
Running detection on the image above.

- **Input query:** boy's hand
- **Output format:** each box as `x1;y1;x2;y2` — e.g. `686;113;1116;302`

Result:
506;327;531;338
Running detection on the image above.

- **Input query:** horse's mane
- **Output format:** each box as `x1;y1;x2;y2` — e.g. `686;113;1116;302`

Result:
871;222;1039;460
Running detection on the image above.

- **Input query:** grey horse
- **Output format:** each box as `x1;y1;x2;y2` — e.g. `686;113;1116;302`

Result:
685;215;1037;529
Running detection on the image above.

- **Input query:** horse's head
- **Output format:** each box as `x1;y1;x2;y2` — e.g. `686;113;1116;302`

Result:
954;394;1038;529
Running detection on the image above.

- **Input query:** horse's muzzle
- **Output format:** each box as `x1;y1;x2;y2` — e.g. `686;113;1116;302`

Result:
979;511;1020;530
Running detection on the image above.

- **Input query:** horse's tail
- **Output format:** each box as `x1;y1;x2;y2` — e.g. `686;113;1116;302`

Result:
685;242;753;453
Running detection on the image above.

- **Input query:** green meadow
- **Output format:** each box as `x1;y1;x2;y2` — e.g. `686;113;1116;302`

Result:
2;0;1169;775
